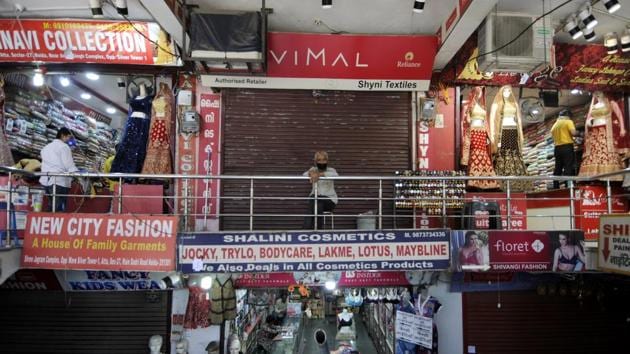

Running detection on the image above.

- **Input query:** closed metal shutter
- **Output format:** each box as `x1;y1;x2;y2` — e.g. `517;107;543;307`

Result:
463;289;628;354
221;88;412;230
0;291;169;354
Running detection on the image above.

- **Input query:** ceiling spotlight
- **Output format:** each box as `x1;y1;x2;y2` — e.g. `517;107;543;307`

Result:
89;0;103;18
322;0;332;9
570;88;581;95
578;5;597;30
583;27;596;42
106;107;116;114
563;17;582;40
85;72;100;80
603;0;621;14
200;276;213;290
32;68;45;87
114;0;128;15
604;32;618;54
59;77;70;87
413;0;426;13
80;92;92;100
325;280;336;290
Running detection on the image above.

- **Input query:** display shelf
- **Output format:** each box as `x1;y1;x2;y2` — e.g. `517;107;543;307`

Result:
394;170;466;212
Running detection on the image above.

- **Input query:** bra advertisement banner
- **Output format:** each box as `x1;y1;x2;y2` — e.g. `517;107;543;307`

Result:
235;271;418;288
452;230;586;272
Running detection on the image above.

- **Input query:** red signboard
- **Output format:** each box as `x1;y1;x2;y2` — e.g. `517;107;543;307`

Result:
235;271;413;288
196;93;222;223
0;269;62;291
459;0;473;13
466;192;527;230
575;185;628;242
489;231;551;269
21;213;177;271
445;8;459;34
0;19;176;65
267;32;437;80
417;88;456;171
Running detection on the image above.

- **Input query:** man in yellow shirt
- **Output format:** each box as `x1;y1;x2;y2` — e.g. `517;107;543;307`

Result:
551;109;578;189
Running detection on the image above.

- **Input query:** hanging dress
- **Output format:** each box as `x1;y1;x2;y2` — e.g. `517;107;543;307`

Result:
111;95;153;174
494;101;531;192
142;83;173;174
578;103;623;180
464;103;499;189
0;78;15;166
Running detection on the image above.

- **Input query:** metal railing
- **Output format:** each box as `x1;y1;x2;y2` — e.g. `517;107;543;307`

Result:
1;166;629;247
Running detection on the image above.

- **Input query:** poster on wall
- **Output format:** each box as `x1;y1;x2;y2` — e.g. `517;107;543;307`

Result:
0;19;179;65
466;193;527;230
21;213;177;271
598;214;630;276
179;229;451;273
451;230;586;272
575;185;628;242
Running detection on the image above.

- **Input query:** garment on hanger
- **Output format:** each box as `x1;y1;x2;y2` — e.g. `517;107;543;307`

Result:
184;286;210;329
111;95;153;174
0;78;15;166
345;289;363;307
209;275;237;324
142;83;173;174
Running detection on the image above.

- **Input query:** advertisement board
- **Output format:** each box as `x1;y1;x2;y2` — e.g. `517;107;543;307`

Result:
598;214;630;275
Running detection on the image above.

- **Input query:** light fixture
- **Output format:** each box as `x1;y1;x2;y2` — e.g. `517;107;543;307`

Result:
200;275;213;290
621;28;630;53
324;280;336;290
160;272;184;289
603;0;621;14
604;32;618;54
114;0;128;15
322;0;332;9
106;107;116;114
85;72;99;80
570;88;581;95
80;92;92;100
413;0;426;13
578;5;597;30
117;77;126;88
32;68;45;87
583;27;596;42
563;17;582;40
59;77;70;87
89;0;103;18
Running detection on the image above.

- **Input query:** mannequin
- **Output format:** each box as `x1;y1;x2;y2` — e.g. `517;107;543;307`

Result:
578;91;626;180
461;86;499;189
175;338;188;354
489;85;531;192
228;334;241;354
205;341;219;354
148;335;163;354
142;82;173;174
337;308;353;330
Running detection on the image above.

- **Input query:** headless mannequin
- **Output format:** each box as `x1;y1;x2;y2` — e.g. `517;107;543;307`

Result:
148;335;163;354
175;338;189;354
337;308;353;330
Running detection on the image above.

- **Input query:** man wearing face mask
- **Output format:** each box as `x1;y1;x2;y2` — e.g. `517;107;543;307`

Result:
39;127;78;212
303;151;338;229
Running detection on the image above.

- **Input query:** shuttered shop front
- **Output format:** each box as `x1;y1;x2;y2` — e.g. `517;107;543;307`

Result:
221;88;412;230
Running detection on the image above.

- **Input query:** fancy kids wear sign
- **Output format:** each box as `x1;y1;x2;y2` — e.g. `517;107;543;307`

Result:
179;229;451;273
54;270;168;291
598;215;630;276
21;213;177;271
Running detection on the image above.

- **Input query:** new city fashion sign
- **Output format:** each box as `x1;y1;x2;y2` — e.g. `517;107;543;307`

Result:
598;215;630;275
21;213;178;271
0;19;178;65
201;32;438;91
179;229;451;273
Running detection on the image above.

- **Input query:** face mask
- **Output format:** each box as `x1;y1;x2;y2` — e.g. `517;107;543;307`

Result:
316;163;327;171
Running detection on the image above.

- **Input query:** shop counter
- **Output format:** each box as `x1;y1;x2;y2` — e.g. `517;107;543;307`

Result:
271;315;303;354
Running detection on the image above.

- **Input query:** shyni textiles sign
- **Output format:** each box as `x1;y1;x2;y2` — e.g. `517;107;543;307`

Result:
179;229;450;273
0;19;178;65
452;230;586;272
201;32;438;91
21;213;177;271
598;215;630;276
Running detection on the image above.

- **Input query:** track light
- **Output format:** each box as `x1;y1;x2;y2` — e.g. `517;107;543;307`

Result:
322;0;332;9
160;272;184;289
583;27;596;42
114;0;128;15
563;17;582;40
578;5;597;30
32;68;44;87
620;28;630;53
89;0;103;18
603;0;621;14
413;0;426;13
604;32;618;54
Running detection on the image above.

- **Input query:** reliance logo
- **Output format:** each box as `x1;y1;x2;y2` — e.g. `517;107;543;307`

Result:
397;51;422;68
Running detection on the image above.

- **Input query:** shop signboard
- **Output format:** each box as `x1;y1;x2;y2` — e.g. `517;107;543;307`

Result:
452;230;586;272
0;19;178;65
0;269;62;291
179;229;451;273
466;192;527;230
575;185;628;242
201;32;437;91
598;214;630;276
53;270;168;291
395;311;432;348
416;88;456;171
235;271;416;288
21;213;177;271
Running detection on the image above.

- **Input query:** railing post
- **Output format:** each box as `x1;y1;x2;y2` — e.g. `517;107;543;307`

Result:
313;183;318;230
378;179;383;229
441;180;447;228
5;172;12;246
52;183;57;214
606;180;612;214
183;178;189;232
249;178;254;231
117;177;123;214
568;180;575;229
505;179;511;230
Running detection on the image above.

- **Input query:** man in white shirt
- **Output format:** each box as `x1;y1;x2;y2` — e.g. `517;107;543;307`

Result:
303;151;338;229
39;128;78;212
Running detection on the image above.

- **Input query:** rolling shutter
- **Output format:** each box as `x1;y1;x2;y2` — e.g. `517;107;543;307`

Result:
221;88;412;230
